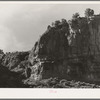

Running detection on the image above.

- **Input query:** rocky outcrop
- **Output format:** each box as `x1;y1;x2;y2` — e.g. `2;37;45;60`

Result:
28;14;100;83
2;51;29;70
28;19;71;80
29;20;69;64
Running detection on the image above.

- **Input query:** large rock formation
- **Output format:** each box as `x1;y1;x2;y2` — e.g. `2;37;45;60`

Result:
28;15;100;83
29;20;69;63
28;19;72;80
28;19;86;81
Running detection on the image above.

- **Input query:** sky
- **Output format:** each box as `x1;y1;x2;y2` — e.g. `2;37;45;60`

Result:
0;2;100;52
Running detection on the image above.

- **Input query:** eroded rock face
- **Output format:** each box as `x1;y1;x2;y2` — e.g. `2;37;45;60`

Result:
28;15;100;83
29;27;69;63
68;17;90;56
28;20;87;81
67;15;100;82
28;21;71;80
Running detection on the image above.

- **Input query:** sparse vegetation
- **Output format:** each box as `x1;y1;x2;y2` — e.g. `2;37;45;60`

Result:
85;8;94;18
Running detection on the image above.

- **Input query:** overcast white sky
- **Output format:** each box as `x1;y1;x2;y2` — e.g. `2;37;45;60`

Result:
0;2;100;52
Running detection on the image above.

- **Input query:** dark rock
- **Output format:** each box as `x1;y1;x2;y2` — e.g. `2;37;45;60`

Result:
28;14;100;83
0;64;25;88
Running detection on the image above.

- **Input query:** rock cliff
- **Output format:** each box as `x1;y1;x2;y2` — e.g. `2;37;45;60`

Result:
28;14;100;83
28;19;71;80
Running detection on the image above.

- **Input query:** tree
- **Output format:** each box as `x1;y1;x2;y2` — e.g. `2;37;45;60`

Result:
85;8;94;18
61;19;69;28
61;19;67;24
0;49;4;54
54;20;60;28
72;13;80;19
52;22;55;27
47;25;51;30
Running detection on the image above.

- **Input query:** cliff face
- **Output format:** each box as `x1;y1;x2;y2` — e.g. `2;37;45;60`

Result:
68;17;90;56
69;15;100;82
28;15;100;83
69;15;100;57
29;21;70;80
28;19;88;81
29;23;69;64
89;15;100;56
85;15;100;82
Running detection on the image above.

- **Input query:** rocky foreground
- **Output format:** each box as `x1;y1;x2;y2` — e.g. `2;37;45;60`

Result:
23;77;100;88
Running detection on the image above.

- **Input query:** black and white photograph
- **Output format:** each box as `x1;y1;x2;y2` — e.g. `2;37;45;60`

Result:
1;1;100;89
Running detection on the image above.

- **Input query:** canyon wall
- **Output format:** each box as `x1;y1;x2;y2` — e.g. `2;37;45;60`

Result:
28;15;100;83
